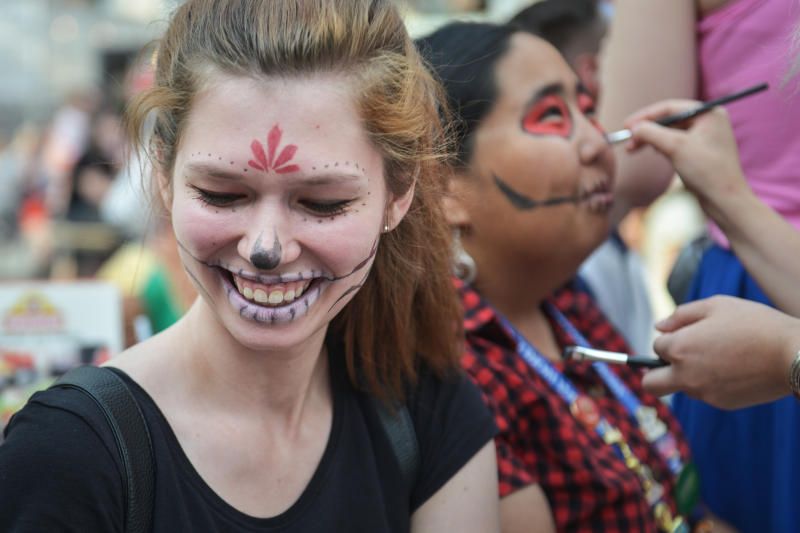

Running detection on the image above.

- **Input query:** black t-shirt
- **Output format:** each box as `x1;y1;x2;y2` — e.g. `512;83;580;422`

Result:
0;348;496;532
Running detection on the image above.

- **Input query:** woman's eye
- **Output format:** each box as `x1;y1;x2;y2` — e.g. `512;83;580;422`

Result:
577;93;596;116
539;106;564;121
300;199;351;217
522;95;571;137
577;93;603;132
191;187;245;207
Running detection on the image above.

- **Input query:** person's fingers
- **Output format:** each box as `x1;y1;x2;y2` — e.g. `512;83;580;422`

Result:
652;330;676;363
641;366;678;398
627;121;686;156
622;99;703;129
655;299;710;333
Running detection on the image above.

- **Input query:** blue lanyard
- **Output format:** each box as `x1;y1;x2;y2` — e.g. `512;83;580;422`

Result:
496;302;684;476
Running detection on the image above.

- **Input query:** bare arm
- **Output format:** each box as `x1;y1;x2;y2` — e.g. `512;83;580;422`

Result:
499;484;556;533
643;295;800;409
627;99;800;316
597;0;696;225
410;441;501;533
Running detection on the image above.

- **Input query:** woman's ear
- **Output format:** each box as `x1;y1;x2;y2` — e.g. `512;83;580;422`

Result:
156;165;173;214
385;181;416;231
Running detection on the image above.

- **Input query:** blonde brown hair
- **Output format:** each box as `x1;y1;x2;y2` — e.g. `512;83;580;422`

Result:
126;0;461;402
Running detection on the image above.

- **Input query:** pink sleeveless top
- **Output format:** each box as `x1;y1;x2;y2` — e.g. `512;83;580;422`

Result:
698;0;800;246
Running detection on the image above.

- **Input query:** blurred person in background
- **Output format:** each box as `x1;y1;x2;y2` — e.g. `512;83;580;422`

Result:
624;94;800;410
601;2;800;531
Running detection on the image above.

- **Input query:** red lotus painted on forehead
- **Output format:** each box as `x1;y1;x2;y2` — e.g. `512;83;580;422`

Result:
248;124;300;174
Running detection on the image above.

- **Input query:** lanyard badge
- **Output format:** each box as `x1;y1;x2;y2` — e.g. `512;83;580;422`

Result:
495;303;699;530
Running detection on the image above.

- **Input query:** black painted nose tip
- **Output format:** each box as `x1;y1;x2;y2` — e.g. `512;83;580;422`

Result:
250;250;281;270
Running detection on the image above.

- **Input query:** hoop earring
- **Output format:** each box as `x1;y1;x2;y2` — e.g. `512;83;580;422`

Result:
452;227;477;284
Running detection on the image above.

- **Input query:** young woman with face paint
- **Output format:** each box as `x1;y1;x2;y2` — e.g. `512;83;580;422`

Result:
418;23;703;533
0;2;501;531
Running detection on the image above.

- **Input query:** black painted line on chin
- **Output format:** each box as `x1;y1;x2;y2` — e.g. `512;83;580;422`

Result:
492;173;578;210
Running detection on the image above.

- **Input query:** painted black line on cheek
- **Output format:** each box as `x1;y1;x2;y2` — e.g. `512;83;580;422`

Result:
180;256;217;307
492;173;578;211
250;232;281;270
327;270;370;313
328;236;379;282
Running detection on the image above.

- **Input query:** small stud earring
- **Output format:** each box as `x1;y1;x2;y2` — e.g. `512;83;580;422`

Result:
384;224;390;232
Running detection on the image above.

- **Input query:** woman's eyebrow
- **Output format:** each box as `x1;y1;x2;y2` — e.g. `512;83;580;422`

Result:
185;162;363;185
525;82;566;107
185;162;245;180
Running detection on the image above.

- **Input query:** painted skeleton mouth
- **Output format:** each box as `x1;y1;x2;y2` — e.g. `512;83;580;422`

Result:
578;178;614;212
228;271;317;308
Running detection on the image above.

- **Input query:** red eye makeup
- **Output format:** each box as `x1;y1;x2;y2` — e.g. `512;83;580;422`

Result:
521;94;571;137
577;92;603;133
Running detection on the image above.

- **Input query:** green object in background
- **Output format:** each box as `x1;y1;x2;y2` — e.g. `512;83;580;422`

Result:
141;266;184;333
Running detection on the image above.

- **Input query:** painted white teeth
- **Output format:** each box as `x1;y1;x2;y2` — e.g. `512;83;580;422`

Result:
232;274;315;307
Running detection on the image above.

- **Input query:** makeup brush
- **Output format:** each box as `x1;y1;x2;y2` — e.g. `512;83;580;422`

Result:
563;345;668;368
605;82;769;144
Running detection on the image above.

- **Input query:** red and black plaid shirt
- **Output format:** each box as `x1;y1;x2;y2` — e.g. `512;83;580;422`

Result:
457;278;692;533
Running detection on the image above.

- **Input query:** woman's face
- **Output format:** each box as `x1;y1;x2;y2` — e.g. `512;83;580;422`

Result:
167;73;408;352
457;32;616;280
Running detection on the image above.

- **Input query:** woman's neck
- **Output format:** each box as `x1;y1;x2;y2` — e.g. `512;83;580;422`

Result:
480;288;563;363
173;300;332;429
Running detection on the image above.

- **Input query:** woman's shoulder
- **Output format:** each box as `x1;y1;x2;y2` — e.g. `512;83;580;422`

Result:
403;366;497;509
0;385;125;530
3;384;125;469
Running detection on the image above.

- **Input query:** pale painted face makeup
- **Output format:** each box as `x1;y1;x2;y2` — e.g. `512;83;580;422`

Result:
169;74;391;351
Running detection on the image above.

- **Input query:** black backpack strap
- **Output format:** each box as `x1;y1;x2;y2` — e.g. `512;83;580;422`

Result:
51;366;155;533
372;396;420;493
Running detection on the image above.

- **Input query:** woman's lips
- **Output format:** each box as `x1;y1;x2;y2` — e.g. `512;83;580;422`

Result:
218;268;324;324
